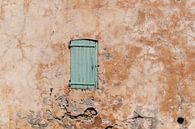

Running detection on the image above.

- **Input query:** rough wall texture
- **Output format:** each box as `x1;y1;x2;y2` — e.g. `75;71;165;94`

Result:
0;0;194;129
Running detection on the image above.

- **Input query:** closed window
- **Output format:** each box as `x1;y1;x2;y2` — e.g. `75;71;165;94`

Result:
69;39;98;89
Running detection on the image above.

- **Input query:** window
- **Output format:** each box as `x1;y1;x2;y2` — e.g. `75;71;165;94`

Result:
69;39;98;89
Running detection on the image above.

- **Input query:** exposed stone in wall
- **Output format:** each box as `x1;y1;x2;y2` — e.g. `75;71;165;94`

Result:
0;0;194;128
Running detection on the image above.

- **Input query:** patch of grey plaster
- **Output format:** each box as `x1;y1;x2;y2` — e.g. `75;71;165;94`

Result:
26;111;48;129
23;94;98;128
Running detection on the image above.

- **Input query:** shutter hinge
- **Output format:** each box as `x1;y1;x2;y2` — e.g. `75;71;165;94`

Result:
68;41;71;49
68;80;71;87
94;65;99;67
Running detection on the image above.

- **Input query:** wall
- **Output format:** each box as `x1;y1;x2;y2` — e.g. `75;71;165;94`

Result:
0;0;194;129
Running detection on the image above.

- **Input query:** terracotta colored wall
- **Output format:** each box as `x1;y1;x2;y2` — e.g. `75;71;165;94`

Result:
0;0;194;129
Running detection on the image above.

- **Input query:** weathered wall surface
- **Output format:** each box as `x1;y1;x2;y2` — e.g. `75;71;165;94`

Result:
0;0;194;129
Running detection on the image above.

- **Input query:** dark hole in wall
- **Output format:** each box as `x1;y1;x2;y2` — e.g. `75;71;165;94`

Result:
105;125;113;129
177;117;184;124
50;88;53;96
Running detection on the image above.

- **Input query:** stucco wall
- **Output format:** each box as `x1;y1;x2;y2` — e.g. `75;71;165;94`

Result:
0;0;194;129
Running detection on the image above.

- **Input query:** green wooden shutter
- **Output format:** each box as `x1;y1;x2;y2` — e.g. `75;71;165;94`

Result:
69;39;98;89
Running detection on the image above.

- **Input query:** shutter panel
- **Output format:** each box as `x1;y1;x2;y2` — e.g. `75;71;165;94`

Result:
69;39;98;89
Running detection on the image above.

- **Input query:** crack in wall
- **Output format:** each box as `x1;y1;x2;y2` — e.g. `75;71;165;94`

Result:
25;94;98;128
